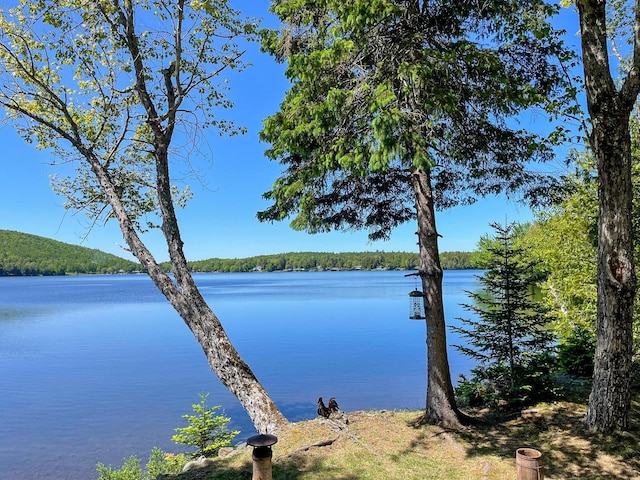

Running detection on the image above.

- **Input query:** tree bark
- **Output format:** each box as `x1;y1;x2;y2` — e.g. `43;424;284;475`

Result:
87;148;289;434
586;109;636;432
411;169;463;428
577;0;640;433
0;0;290;435
115;2;288;434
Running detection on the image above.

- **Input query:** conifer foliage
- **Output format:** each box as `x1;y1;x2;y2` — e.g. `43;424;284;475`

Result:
259;0;573;429
452;222;555;406
172;394;239;458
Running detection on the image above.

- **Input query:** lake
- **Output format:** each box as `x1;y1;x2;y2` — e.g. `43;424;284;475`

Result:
0;270;481;480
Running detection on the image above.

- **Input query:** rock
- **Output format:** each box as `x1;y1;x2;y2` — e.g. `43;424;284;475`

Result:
181;456;215;472
217;447;234;457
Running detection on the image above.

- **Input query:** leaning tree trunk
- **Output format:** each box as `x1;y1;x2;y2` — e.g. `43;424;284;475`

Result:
88;147;289;435
159;273;290;435
110;3;289;434
411;168;463;428
0;0;289;435
577;0;639;433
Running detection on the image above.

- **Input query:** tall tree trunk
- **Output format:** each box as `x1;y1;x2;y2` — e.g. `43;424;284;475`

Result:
586;109;636;432
411;169;463;428
112;2;288;434
577;0;639;433
89;150;289;435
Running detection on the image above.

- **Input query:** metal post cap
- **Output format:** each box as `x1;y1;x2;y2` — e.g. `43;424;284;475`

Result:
246;434;278;448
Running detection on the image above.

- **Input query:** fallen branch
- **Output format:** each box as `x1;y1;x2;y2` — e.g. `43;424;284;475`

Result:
341;429;378;455
442;432;467;453
277;435;341;460
481;460;492;480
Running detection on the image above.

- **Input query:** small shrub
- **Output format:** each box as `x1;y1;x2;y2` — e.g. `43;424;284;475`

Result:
97;448;186;480
511;351;557;403
456;353;557;408
145;447;187;477
172;393;239;457
96;456;142;480
455;374;494;408
96;394;238;477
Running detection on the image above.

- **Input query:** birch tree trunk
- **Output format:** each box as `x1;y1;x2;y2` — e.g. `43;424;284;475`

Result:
0;0;289;435
87;144;289;434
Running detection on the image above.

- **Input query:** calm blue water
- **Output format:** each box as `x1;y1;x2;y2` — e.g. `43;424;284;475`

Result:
0;270;480;480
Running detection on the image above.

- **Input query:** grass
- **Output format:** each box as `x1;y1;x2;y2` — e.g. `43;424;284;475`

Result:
158;391;640;480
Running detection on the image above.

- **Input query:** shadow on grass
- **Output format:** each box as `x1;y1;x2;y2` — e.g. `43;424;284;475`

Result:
162;382;640;480
452;399;640;480
160;454;360;480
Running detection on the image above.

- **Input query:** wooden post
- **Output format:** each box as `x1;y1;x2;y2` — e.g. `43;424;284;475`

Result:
252;446;273;480
247;433;277;480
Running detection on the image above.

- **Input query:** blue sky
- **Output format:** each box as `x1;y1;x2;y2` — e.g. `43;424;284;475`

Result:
0;2;582;262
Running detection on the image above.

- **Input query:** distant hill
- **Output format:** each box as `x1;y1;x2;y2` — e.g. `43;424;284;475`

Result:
1;229;476;276
0;230;140;276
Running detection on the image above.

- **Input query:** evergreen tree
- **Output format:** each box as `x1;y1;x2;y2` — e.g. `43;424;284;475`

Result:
259;0;573;429
452;222;555;405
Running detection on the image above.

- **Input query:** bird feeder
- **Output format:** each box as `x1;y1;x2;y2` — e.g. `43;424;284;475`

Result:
246;433;278;480
409;289;427;320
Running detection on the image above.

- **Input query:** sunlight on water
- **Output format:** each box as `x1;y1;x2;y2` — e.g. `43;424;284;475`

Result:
0;270;480;480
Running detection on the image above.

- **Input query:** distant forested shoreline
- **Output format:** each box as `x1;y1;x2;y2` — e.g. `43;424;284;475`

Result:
1;229;476;276
185;250;475;273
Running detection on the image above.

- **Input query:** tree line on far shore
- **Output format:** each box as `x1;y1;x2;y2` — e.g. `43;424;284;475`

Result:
185;250;475;273
0;229;477;276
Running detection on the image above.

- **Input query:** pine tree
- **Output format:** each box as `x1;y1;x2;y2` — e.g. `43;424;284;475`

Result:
453;222;555;405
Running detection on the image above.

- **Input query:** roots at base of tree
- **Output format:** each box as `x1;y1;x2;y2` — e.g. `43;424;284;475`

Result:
413;408;478;430
456;409;483;427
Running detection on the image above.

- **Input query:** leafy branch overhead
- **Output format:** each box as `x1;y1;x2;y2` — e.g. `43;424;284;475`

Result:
260;0;578;429
259;0;578;241
0;0;288;434
0;0;256;229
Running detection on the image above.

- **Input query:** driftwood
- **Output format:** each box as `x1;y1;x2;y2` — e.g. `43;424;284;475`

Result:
277;413;378;461
277;435;341;460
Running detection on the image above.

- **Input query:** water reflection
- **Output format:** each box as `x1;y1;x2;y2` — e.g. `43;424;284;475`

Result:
0;270;480;480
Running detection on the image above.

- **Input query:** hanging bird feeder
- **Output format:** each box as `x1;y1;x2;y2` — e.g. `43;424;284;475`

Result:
409;289;428;320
